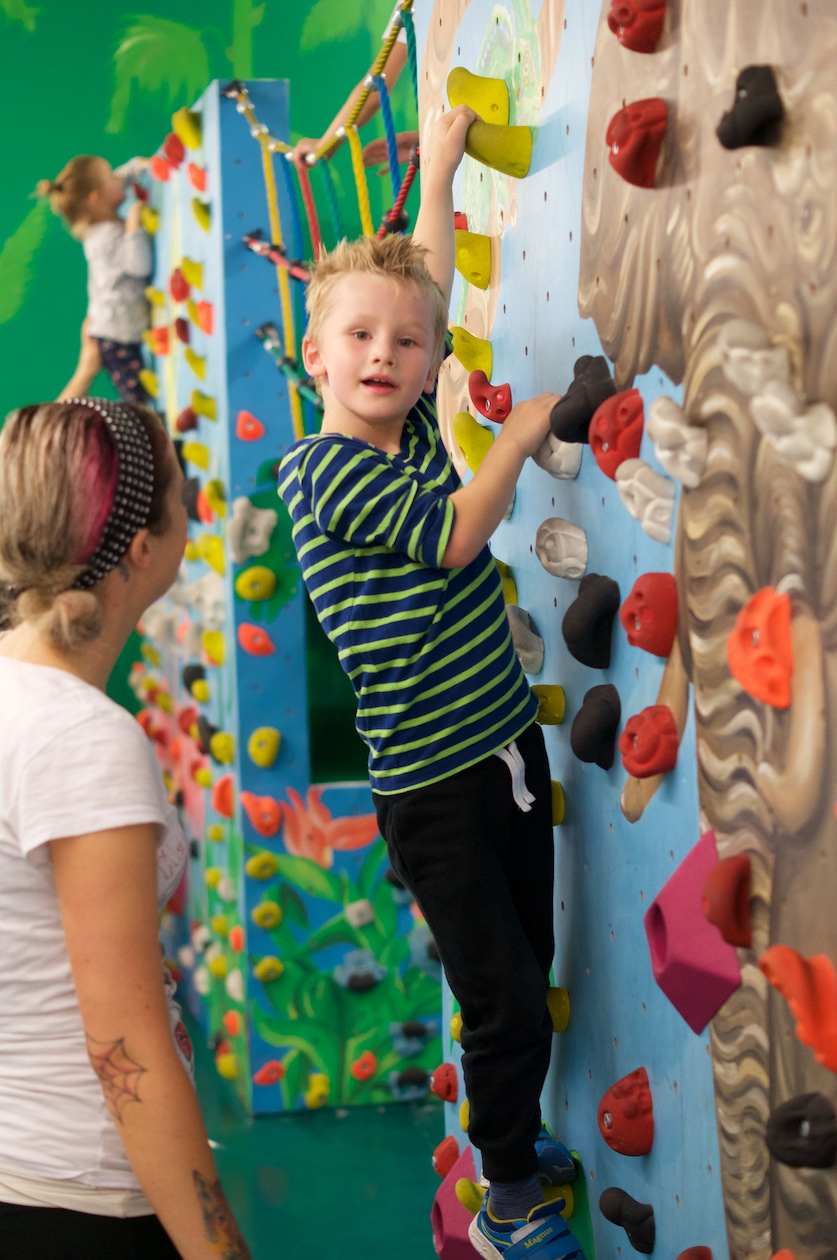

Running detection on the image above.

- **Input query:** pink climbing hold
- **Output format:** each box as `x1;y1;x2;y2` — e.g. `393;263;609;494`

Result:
644;829;742;1034
431;1143;479;1260
760;946;837;1074
236;409;266;441
468;369;513;423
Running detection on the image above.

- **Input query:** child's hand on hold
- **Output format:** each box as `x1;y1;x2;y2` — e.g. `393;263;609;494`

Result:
502;393;562;460
425;104;478;184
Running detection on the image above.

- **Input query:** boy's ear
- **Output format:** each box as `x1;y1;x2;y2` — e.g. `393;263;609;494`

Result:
302;334;325;379
422;362;439;395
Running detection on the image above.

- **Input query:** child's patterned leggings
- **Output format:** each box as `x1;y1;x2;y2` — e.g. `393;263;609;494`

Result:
92;338;151;406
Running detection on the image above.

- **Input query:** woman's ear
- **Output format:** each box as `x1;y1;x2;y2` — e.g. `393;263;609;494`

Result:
124;528;153;574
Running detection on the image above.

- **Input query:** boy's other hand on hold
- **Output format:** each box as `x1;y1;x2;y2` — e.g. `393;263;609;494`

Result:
502;393;562;460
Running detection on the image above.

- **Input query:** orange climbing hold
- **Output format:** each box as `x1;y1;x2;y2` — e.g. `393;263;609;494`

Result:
194;300;214;334
187;162;207;192
240;791;283;838
150;155;170;182
726;587;793;709
702;854;752;949
238;623;276;656
211;774;235;819
236;409;266;442
760;945;837;1073
253;1060;286;1086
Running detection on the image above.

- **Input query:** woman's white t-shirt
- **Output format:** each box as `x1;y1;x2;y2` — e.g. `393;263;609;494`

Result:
0;656;189;1212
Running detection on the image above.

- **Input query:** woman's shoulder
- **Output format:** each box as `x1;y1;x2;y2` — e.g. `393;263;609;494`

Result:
0;658;141;753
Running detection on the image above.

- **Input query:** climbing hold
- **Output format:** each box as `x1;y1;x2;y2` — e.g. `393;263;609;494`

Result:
619;572;677;658
234;565;277;602
570;684;622;770
181;256;204;289
251;900;282;930
170;267;190;302
228;924;245;952
718;319;791;398
468;369;512;423
550;355;617;444
192;299;214;334
450;1011;463;1044
717;65;784;150
163;132;185;168
453;410;494;474
145;285;166;307
535;517;588;580
599;1187;655;1254
446;67;509;125
176;406;198;434
187;162;207;192
589;388;644;479
676;1251;713;1260
253;955;284;983
429;1062;458;1103
494;558;517;604
172;105;202;149
236;409;266;441
195;715;218;756
533;432;583;480
247;726;281;769
432;1135;460;1179
228;497;278;563
533;685;565;725
726;587;793;709
620;704;678;778
606;98;668;188
598;1067;654;1155
192;198;211;232
138;369;158;398
215;1052;237;1080
562;574;621;669
245;850;279;880
506;605;544;675
350;1050;378;1082
238;623;276;656
146;325;169;355
607;0;667;53
458;1099;470;1132
454;229;491;289
193;764;212;788
184;347;207;380
253;1060;286;1086
207;824;224;842
191;390;216;420
551;781;565;826
454;1176;484;1215
201;630;225;666
616;458;676;543
240;791;283;838
210;774;234;819
209;731;235;765
204;479;226;519
196;533;225;575
303;1072;330;1109
749;379;837;483
140;205;160;235
174;318;190;345
647;396;707;488
645;829;742;1033
450;326;492;376
223;1010;242;1037
465;119;533;179
547;986;571;1033
759;945;837;1073
701;854;752;949
149;154;170;182
766;1093;837;1169
182;663;206;695
176;703;199;735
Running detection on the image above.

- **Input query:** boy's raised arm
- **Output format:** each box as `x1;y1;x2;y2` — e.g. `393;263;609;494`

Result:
412;105;476;304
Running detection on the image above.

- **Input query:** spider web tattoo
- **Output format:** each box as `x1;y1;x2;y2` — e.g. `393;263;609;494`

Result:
86;1035;147;1123
193;1172;252;1259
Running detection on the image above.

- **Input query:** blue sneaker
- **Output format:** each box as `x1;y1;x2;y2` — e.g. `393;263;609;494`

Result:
536;1126;578;1186
468;1195;587;1259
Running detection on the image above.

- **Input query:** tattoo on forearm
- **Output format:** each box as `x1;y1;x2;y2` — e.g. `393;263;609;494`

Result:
86;1035;147;1123
193;1172;252;1259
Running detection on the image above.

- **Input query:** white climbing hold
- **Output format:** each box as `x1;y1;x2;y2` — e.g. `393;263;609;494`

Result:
615;459;676;544
749;379;837;483
647;396;707;489
506;605;544;675
533;432;583;480
718;319;790;398
535;518;588;580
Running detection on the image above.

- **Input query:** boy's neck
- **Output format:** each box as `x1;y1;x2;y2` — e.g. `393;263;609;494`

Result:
319;407;409;455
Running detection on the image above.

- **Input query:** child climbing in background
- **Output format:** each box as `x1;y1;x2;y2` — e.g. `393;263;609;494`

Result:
38;155;153;405
279;104;586;1260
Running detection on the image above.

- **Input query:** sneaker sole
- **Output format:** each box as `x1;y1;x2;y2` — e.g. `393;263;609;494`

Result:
467;1214;505;1259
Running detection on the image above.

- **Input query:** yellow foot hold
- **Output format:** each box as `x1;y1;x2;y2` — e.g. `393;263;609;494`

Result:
545;1184;574;1219
459;1098;470;1133
466;119;533;179
447;67;509;126
494;558;518;605
185;347;207;380
450;326;493;376
145;285;165;308
455;1178;484;1215
547;985;571;1033
182;440;210;470
453;410;494;473
192;198;211;232
138;368;158;398
191;389;216;420
455;229;491;289
551;780;565;826
140;205;160;235
533;685;565;725
172;105;202;150
181;256;204;289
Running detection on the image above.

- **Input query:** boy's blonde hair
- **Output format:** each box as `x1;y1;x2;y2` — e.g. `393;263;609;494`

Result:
305;234;449;369
35;155;104;239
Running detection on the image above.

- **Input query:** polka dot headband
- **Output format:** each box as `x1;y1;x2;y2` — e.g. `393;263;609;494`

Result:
68;398;155;590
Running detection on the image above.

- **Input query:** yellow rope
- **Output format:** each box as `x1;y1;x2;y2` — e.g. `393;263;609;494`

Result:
344;126;375;237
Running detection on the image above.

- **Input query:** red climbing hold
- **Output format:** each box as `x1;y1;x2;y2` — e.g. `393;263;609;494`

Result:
726;587;793;709
175;317;190;345
196;488;215;525
211;774;235;819
589;388;644;479
150;155;170;182
760;946;837;1073
468;369;513;423
176;704;200;736
163;132;185;169
170;268;190;302
176;406;198;433
619;572;677;658
453;211;469;231
149;326;170;356
187;162;207;192
240;791;283;838
702;854;752;949
606;98;668;189
598;1066;653;1156
432;1135;460;1179
676;1250;713;1260
429;1062;459;1103
607;0;667;54
253;1060;286;1086
236;410;266;442
619;704;678;778
238;623;276;655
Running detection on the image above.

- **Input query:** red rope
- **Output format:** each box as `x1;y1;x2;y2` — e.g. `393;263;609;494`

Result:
295;164;323;260
377;147;419;239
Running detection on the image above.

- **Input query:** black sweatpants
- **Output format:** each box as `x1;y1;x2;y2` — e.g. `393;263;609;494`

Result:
373;721;555;1183
0;1201;181;1258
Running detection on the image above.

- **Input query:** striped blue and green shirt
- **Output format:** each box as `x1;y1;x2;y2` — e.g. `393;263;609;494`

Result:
278;393;537;794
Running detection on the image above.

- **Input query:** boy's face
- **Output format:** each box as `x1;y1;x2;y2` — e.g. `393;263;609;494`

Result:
302;273;438;449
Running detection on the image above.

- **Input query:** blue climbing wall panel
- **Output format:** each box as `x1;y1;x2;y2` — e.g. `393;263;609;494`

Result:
140;80;442;1117
418;2;729;1255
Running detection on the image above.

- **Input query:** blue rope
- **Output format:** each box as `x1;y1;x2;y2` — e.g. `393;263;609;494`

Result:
319;161;344;245
401;7;418;108
372;73;402;199
278;152;305;265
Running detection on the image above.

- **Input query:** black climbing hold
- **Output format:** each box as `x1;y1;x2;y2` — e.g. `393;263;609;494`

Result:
766;1093;837;1169
717;65;784;150
562;574;621;669
182;663;206;692
550;355;617;444
599;1186;655;1254
397;1065;430;1088
182;478;202;523
570;684;621;770
196;715;218;756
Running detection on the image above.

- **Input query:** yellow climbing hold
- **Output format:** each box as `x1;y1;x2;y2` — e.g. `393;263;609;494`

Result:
205;479;227;518
494;558;518;605
192;198;211;232
235;566;277;602
172;105;202;149
533;685;565;725
140;642;161;667
191;679;210;703
551;780;565;826
245;851;279;881
210;913;229;936
248;726;281;769
210;732;235;765
181;257;204;289
156;691;172;714
191;390;216;420
547;985;571;1033
145;285;165;307
205;866;222;889
254;956;284;983
450;1011;463;1044
194;766;213;788
450;326;493;377
447;66;509;125
465;120;533;179
455;1179;485;1215
458;1099;470;1132
251;900;282;929
140;205;160;235
182;440;210;470
216;1052;238;1080
453;411;494;474
207;823;225;843
138;368;158;398
185;347;207;380
183;540;200;562
304;1072;330;1109
196;533;225;575
454;229;491;289
201;630;225;666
